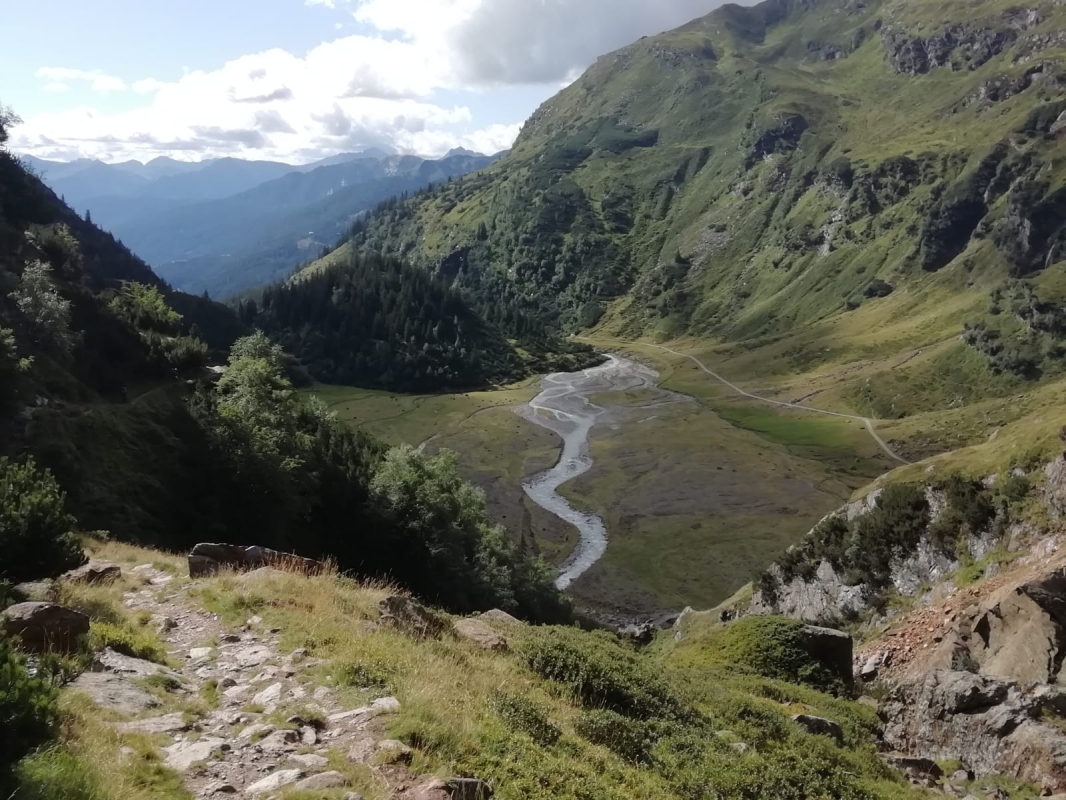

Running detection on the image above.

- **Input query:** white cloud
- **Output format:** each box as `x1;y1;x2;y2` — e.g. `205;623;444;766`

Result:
16;0;738;163
36;67;128;93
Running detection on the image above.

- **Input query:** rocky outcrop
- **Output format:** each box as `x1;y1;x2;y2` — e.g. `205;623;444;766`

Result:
882;25;1017;75
744;114;808;169
880;670;1066;791
2;602;89;652
187;543;323;578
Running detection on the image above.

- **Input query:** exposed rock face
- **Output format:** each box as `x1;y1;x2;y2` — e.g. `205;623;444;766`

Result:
744;114;808;168
378;596;450;639
62;560;121;584
882;25;1017;75
187;543;323;578
880;670;1066;791
2;602;89;652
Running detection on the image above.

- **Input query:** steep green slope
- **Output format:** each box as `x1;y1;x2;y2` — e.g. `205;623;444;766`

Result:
313;0;1066;390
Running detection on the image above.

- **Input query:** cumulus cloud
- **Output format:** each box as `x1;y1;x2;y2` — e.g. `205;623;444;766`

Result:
16;0;737;163
36;67;128;93
354;0;728;86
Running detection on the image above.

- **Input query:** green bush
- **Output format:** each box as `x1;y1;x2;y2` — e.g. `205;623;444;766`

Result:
0;632;59;794
491;691;561;747
928;476;995;555
673;617;850;695
576;709;656;764
521;627;689;721
0;456;84;583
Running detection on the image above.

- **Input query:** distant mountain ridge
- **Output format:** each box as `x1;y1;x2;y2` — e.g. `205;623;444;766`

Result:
22;147;498;298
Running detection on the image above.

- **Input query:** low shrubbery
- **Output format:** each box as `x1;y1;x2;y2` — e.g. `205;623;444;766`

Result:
0;456;85;584
0;631;60;795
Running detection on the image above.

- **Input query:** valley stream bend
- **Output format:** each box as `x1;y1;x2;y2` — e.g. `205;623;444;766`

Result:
519;355;665;590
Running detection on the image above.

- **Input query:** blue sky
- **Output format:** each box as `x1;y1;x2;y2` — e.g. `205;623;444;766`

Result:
3;0;734;164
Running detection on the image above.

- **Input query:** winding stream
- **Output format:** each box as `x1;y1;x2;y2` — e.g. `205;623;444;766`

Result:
519;355;663;590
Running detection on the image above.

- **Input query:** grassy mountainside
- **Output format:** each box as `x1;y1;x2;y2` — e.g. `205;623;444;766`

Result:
307;0;1066;423
5;539;952;800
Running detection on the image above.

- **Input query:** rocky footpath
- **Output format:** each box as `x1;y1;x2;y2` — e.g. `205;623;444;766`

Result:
5;556;498;800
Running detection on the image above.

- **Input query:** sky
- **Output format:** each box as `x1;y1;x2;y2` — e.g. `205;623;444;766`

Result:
2;0;734;165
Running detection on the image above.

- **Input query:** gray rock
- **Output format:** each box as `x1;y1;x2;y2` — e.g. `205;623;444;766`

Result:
378;595;449;639
246;768;303;795
188;647;214;661
188;542;322;578
880;754;944;781
300;725;317;745
480;609;520;625
62;560;121;585
288;753;329;770
204;782;237;795
97;648;180;680
295;771;349;791
343;794;366;800
70;672;161;714
453;618;509;652
164;738;228;771
791;714;844;744
237;723;275;741
117;712;191;735
2;602;89;653
257;728;299;753
881;670;1066;788
232;645;273;668
860;653;883;681
252;682;283;707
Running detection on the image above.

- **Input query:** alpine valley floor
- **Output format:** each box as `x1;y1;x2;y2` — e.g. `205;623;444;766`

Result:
307;340;896;621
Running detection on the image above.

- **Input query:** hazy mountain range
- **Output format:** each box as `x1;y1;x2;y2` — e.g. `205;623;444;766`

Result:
21;147;499;298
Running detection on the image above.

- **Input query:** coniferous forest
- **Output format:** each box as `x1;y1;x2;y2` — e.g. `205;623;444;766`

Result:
247;254;519;392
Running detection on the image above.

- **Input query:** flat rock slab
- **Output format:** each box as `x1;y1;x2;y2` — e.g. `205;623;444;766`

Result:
164;738;229;771
295;771;349;791
97;648;181;681
70;672;161;715
246;768;303;795
230;645;274;668
117;712;192;735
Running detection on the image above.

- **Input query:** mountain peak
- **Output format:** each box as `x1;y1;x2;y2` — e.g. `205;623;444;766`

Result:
444;147;485;159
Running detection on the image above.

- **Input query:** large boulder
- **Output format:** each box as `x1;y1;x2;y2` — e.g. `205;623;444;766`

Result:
881;670;1066;791
187;543;323;578
378;596;450;639
453;618;509;652
2;602;89;652
62;560;121;585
